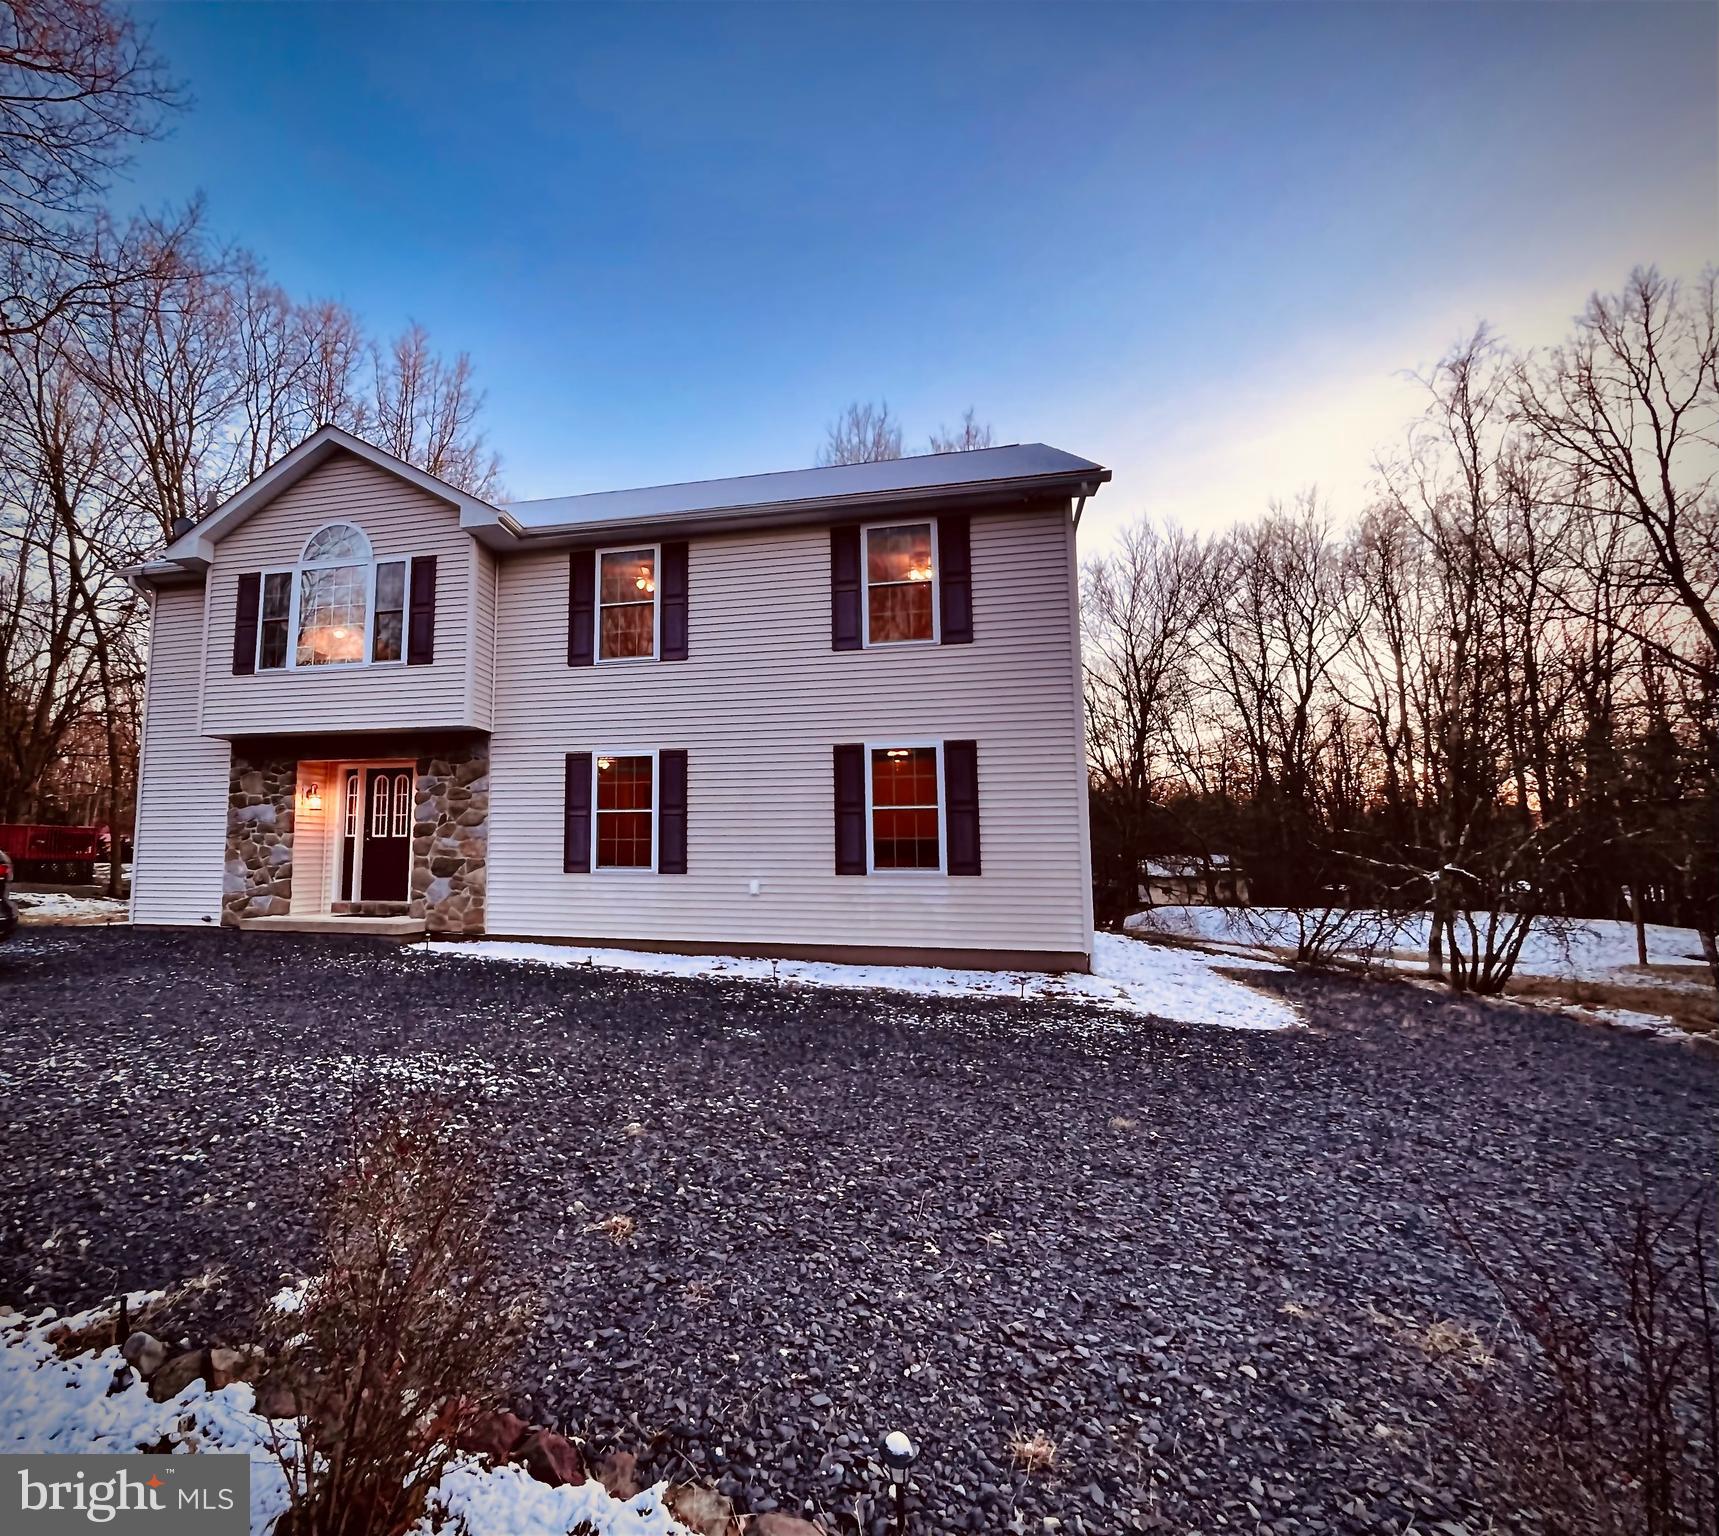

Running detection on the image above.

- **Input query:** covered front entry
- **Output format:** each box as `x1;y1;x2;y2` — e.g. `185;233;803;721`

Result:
338;763;414;904
224;732;489;934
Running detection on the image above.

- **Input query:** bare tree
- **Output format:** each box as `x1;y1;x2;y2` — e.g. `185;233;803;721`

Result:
0;0;184;338
1516;266;1719;668
929;407;994;454
817;398;902;466
1082;519;1209;925
370;323;500;497
0;302;135;866
0;215;505;861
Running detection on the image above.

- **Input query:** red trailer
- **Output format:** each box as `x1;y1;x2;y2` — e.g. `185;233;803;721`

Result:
0;824;107;881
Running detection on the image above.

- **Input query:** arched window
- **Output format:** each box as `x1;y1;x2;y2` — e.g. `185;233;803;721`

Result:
296;523;372;667
250;522;419;672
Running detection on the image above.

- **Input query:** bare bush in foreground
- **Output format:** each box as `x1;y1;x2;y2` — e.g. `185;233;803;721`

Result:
1455;1194;1719;1535
264;1104;533;1536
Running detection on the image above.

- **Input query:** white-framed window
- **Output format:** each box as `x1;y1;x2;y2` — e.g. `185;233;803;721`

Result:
597;545;659;662
344;770;360;837
865;741;944;872
373;560;408;664
297;523;372;667
862;521;938;646
259;571;293;669
253;523;416;671
390;772;411;836
593;750;656;870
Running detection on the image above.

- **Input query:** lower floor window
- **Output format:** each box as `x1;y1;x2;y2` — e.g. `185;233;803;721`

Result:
595;753;654;868
870;744;941;870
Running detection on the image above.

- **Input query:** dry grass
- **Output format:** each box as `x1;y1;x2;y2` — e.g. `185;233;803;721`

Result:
1364;1303;1496;1369
1504;971;1717;1035
1008;1430;1058;1474
588;1213;637;1245
1416;1317;1497;1367
682;1279;717;1309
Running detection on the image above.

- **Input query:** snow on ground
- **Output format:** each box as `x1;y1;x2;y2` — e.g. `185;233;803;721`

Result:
1130;906;1708;984
419;929;1299;1032
12;890;129;923
1564;1004;1696;1039
0;1299;690;1536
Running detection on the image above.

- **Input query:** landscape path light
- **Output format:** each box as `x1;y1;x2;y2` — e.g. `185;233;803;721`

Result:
880;1429;917;1535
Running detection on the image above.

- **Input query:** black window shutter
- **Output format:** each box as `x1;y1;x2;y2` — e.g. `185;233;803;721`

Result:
944;739;982;876
568;549;596;666
939;515;974;644
661;542;689;661
232;572;260;675
833;743;867;874
830;527;862;651
658;749;688;873
564;753;592;873
407;554;437;665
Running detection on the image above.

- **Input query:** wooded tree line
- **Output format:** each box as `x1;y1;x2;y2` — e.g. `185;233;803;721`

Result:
0;0;498;886
1084;268;1719;991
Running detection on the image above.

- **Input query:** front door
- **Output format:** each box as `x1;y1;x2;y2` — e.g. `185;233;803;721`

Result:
338;766;412;903
360;767;412;901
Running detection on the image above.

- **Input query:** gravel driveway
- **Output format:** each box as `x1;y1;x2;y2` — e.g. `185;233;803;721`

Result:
3;927;1716;1535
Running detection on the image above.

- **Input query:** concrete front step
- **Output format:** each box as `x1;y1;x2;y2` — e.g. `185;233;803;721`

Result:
237;913;426;939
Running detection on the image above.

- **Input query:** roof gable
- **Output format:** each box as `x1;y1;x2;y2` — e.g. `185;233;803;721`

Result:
157;426;501;570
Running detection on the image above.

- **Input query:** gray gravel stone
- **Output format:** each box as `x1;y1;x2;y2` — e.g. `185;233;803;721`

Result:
2;927;1715;1534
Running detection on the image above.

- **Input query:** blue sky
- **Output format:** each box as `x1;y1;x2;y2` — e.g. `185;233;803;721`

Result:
127;2;1716;542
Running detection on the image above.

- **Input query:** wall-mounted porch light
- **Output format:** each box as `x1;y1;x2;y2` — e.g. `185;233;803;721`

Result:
299;782;323;812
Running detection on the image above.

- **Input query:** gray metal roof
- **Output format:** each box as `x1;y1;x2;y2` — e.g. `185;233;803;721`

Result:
499;443;1107;532
130;432;1110;587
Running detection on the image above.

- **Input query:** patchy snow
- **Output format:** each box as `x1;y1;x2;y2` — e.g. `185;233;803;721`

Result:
0;1298;691;1536
1563;1004;1694;1040
12;890;129;924
2;1295;295;1534
1130;907;1709;985
418;929;1298;1032
266;1280;309;1316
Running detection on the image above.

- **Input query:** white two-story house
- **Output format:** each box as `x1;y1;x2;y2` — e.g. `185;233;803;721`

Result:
126;427;1107;971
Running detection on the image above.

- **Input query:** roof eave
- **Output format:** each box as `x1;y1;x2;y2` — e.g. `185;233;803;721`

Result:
479;465;1112;549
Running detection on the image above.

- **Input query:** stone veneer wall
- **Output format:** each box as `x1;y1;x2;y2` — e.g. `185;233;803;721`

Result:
223;753;297;924
223;736;487;933
412;739;488;935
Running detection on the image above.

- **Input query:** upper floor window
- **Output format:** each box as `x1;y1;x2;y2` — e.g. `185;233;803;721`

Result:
864;522;937;645
251;523;417;672
297;523;372;667
599;546;658;661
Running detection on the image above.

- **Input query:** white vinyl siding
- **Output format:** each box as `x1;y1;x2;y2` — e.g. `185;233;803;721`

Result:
131;584;229;927
486;503;1089;960
200;451;487;736
290;761;335;915
469;543;498;731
